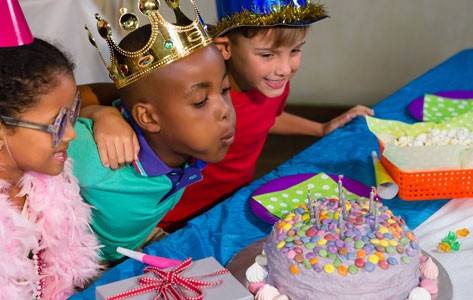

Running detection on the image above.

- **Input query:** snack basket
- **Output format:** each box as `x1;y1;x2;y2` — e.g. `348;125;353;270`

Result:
379;141;473;200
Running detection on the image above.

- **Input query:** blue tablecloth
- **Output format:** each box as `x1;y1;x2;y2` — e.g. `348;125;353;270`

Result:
71;48;473;299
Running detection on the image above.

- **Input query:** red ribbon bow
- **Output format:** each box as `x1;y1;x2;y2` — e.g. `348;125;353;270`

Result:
106;257;230;300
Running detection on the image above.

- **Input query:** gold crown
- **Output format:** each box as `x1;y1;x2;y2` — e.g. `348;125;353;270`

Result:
85;0;213;89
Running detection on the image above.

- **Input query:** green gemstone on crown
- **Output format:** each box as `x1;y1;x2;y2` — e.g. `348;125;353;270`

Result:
164;40;174;49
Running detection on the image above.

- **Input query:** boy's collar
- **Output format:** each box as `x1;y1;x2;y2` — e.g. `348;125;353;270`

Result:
113;100;205;177
212;0;328;37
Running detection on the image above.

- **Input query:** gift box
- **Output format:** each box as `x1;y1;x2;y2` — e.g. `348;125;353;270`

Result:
96;256;253;300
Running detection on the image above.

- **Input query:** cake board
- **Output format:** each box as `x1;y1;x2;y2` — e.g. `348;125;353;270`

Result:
227;238;453;300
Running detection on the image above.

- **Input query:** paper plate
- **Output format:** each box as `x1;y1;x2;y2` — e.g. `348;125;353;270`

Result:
408;90;473;121
250;174;371;224
227;238;453;300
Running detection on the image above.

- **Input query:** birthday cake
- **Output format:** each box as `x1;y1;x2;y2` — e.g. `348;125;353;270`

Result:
245;196;439;300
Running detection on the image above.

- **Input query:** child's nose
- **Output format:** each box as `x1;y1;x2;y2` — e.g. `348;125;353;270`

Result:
63;121;77;142
218;95;234;121
275;57;292;76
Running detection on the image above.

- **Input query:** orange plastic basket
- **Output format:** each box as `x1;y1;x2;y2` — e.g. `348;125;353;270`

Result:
379;142;473;200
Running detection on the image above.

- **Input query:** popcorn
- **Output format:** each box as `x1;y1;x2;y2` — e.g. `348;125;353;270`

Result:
395;127;472;147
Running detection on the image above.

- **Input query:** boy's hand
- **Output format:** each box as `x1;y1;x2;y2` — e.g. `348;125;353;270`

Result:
323;105;374;135
86;106;140;169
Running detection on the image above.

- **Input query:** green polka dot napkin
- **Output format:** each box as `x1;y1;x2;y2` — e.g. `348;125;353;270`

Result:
253;173;362;219
423;94;473;122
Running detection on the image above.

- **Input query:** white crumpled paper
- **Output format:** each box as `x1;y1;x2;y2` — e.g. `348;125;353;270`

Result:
366;112;473;171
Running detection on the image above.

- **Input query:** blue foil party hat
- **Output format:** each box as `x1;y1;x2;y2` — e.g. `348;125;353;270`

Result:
213;0;328;36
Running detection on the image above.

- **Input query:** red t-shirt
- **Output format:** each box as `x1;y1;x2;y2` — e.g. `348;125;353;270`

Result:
159;84;290;231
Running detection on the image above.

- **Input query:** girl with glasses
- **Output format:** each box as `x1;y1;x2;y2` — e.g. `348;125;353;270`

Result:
0;1;101;298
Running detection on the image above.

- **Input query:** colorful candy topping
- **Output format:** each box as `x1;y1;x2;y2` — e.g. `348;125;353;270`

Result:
437;228;469;252
274;198;419;276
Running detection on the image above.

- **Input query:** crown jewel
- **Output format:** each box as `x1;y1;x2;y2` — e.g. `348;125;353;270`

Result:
86;0;212;89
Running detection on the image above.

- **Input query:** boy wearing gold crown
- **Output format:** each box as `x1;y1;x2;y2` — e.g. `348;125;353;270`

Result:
159;0;374;230
68;0;235;263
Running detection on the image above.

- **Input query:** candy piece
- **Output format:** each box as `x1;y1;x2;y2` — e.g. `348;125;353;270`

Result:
437;242;451;252
337;265;348;276
309;257;319;265
368;254;379;264
348;265;358;274
451;241;461;251
446;231;457;242
456;228;470;237
324;264;335;273
290;264;299;275
401;256;411;264
364;262;375;272
378;260;389;270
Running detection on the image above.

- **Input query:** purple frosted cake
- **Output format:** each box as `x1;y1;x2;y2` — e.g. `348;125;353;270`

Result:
262;197;421;300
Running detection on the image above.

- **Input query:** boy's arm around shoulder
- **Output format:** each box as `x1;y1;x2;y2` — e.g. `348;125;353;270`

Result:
78;104;140;170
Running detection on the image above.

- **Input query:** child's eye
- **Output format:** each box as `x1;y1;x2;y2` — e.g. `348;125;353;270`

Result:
221;87;231;96
260;53;273;58
193;98;208;108
292;48;303;54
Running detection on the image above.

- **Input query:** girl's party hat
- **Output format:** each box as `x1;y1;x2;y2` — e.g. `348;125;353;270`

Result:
0;0;33;47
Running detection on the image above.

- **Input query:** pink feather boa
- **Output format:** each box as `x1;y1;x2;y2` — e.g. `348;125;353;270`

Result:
0;160;102;299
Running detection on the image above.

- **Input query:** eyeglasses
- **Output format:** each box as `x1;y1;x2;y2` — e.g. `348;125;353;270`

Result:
0;91;81;148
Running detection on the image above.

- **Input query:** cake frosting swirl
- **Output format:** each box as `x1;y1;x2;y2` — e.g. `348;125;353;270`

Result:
263;197;421;300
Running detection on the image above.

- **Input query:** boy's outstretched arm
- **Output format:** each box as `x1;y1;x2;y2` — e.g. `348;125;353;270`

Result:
78;83;140;170
270;105;374;137
322;105;374;135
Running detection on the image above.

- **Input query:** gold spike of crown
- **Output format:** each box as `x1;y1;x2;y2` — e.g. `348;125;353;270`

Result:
85;0;212;89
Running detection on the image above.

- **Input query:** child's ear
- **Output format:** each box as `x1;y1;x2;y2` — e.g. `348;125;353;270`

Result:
213;36;232;60
131;103;160;133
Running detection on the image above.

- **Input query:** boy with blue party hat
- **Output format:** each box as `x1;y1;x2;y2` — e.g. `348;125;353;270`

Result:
160;0;374;231
69;0;235;262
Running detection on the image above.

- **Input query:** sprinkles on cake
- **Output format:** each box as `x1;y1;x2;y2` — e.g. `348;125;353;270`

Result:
274;196;419;276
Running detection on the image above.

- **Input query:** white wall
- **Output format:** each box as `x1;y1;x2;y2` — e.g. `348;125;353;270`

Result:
291;0;473;106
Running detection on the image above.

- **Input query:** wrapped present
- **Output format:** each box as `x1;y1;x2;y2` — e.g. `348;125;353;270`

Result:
96;256;253;300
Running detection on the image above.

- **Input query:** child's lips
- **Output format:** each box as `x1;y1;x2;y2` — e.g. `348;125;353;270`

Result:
265;78;286;89
222;130;235;145
53;147;68;162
